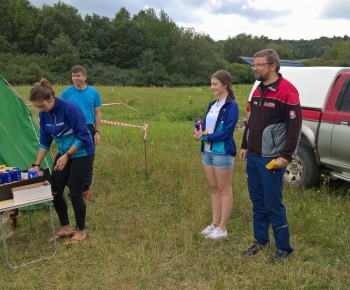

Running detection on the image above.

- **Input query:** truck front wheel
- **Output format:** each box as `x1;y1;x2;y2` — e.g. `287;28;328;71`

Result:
284;143;320;188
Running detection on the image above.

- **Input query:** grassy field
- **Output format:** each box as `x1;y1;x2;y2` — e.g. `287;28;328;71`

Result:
1;84;350;289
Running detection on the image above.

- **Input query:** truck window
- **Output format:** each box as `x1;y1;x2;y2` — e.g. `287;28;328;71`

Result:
336;77;350;112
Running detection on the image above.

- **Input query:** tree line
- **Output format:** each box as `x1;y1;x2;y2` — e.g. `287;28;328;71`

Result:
0;0;349;86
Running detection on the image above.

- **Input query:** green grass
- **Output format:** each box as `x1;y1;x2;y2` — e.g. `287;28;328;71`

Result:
1;85;350;289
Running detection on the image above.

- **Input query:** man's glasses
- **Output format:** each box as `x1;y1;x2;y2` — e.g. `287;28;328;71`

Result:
252;62;273;68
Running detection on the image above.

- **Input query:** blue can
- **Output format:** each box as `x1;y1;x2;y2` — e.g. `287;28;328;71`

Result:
28;168;38;179
12;168;22;181
0;171;3;184
194;120;203;131
2;170;12;183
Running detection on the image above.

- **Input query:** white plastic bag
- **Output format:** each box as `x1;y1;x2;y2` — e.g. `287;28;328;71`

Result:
0;211;14;241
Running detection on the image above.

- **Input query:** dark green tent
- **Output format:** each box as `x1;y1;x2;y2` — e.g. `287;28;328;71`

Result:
0;75;53;169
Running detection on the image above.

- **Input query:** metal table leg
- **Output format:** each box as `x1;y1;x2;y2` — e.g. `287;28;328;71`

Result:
0;204;57;269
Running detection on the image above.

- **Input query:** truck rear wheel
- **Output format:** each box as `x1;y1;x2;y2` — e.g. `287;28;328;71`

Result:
284;143;320;188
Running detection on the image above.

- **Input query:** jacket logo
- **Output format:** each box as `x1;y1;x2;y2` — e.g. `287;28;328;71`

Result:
263;102;275;108
289;110;296;119
56;122;64;126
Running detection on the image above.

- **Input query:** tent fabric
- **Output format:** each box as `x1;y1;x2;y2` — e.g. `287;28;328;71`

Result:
0;75;54;210
0;75;53;170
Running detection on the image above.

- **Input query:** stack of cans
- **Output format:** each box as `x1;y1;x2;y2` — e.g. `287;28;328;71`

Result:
1;169;12;184
0;167;22;184
12;168;21;181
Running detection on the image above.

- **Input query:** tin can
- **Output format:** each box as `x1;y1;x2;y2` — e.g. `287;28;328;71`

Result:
194;120;203;131
2;170;12;183
28;168;38;179
12;167;22;181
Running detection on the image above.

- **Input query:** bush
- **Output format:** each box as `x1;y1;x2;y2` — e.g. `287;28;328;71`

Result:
225;63;255;84
0;53;52;84
0;53;255;86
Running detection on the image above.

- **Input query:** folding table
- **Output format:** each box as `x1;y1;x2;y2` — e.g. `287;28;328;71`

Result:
0;196;57;269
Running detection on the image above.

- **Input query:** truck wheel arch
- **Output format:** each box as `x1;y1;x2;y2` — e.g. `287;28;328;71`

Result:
300;124;316;149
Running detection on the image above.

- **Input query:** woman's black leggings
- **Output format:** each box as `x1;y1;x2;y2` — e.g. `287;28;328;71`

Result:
51;154;95;230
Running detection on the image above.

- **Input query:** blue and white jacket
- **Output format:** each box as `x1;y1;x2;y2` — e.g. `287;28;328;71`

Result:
39;98;95;158
200;96;239;156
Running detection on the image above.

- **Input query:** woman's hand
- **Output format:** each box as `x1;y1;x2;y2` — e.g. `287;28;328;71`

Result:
54;155;69;171
31;165;40;172
193;129;203;141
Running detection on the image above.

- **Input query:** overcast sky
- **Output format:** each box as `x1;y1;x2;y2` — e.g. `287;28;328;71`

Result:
29;0;350;41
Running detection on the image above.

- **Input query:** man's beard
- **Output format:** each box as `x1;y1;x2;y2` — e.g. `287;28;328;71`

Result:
255;73;267;82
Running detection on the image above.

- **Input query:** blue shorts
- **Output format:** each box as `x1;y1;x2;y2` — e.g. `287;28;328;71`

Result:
202;151;234;169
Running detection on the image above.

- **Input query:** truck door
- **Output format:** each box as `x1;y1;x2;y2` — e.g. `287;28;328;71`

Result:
330;77;350;168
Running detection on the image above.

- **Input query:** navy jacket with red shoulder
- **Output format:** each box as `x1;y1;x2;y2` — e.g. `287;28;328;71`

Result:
241;74;302;162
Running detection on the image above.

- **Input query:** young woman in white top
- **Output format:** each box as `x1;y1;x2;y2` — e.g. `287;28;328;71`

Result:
193;70;239;239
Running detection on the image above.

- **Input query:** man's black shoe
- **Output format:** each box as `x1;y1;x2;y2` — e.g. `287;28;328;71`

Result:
241;242;269;257
270;249;293;265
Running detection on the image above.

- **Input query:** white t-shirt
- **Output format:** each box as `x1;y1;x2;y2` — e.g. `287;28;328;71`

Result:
204;98;226;152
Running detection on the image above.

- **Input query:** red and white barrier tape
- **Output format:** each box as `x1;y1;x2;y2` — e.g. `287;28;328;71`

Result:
101;119;148;140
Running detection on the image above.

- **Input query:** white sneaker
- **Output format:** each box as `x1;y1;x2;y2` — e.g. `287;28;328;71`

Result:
206;227;228;239
201;224;216;236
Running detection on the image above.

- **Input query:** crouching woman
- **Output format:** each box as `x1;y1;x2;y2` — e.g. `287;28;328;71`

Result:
30;78;95;245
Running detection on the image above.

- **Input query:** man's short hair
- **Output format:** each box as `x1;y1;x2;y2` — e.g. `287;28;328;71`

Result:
71;65;87;76
253;49;281;73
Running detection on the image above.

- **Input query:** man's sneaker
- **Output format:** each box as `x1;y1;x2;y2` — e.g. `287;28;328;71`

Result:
270;249;293;265
205;227;228;239
241;242;269;257
83;190;95;202
201;225;216;236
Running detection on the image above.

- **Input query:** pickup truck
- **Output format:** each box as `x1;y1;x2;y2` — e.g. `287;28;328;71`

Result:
246;66;350;188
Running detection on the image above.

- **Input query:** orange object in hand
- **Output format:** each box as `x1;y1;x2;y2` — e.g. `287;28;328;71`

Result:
265;159;278;169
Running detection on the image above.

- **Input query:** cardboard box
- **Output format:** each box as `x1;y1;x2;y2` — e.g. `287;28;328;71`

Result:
11;181;52;203
0;168;52;201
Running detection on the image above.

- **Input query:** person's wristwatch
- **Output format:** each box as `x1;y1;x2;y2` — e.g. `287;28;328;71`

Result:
95;130;101;134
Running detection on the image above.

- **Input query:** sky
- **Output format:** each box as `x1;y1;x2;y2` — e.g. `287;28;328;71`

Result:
29;0;350;41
